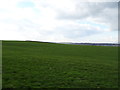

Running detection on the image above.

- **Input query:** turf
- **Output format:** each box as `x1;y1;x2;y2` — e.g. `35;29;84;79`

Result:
2;41;118;88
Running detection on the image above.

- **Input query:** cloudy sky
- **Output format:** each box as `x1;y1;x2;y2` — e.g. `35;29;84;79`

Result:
0;0;119;43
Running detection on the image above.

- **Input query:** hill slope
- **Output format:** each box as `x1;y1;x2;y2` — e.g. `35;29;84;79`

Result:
2;41;118;88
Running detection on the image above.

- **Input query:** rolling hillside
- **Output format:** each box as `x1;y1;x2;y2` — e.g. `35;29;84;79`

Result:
2;41;118;88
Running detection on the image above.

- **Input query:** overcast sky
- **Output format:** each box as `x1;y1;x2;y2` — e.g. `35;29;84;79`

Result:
0;0;119;43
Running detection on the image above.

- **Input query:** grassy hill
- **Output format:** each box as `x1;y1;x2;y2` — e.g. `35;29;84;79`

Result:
2;41;118;88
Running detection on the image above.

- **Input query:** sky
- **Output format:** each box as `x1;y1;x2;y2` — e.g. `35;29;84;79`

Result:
0;0;119;43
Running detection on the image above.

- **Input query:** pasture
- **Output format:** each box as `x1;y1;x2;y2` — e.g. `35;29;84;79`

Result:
2;41;118;88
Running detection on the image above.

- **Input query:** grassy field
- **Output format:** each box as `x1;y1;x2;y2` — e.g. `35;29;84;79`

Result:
2;41;118;88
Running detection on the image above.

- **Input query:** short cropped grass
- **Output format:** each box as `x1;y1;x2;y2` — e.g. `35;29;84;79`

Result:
2;41;118;88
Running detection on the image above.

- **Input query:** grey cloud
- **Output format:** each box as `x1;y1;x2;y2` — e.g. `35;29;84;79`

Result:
57;2;118;31
58;2;117;19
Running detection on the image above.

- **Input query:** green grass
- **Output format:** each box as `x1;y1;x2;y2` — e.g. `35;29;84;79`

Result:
2;41;118;88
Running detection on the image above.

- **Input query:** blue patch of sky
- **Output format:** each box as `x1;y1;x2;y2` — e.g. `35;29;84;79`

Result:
17;1;35;8
0;8;5;12
0;8;9;13
33;8;41;14
97;31;118;39
78;21;108;29
105;30;118;36
88;22;108;29
81;30;118;43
